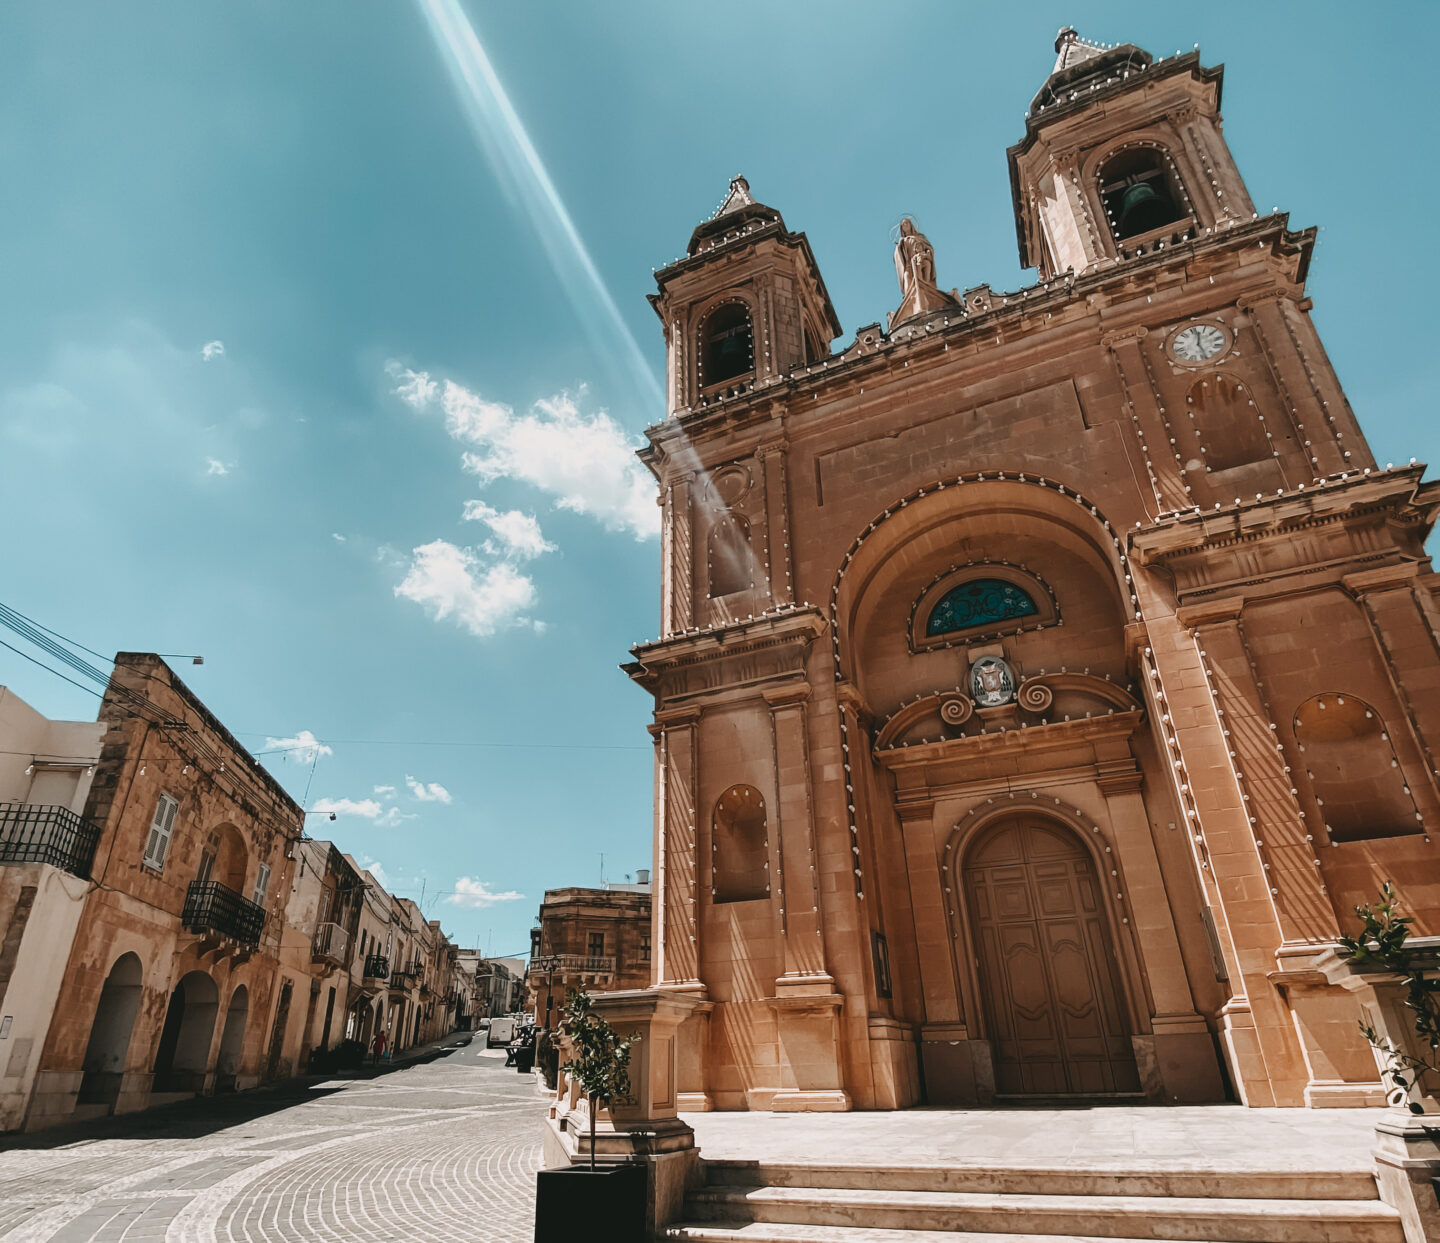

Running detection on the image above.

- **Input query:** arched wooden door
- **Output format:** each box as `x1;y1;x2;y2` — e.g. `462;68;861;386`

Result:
964;817;1140;1098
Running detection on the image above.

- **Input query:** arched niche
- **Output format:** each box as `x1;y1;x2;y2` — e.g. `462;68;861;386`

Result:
1189;374;1270;472
833;479;1134;714
198;823;247;892
1294;693;1420;842
78;952;144;1107
698;300;754;389
707;513;753;598
153;971;219;1093
712;784;768;903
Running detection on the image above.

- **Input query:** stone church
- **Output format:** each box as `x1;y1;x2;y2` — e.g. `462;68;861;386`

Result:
624;29;1440;1112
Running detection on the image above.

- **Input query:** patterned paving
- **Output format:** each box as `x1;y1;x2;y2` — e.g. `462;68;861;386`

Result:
0;1040;546;1242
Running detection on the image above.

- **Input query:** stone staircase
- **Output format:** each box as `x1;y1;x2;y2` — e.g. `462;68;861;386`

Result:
664;1159;1404;1242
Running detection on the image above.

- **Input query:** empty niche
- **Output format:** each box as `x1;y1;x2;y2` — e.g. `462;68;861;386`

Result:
1189;375;1270;472
708;513;752;598
1294;693;1420;841
713;784;768;902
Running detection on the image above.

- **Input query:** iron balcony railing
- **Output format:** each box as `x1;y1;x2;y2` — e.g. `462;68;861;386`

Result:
0;802;103;878
362;952;389;981
527;953;616;977
311;921;349;964
182;880;265;948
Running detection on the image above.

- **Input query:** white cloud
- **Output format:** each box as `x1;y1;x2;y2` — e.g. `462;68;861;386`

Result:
205;458;230;476
331;532;346;543
264;730;332;764
313;796;383;819
461;502;555;560
446;876;524;909
394;539;539;637
405;775;452;804
373;785;396;797
387;359;436;409
386;364;657;540
201;340;226;362
313;795;414;828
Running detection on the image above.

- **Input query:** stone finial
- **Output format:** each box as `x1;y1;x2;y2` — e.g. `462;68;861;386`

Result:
711;175;757;220
1051;26;1108;75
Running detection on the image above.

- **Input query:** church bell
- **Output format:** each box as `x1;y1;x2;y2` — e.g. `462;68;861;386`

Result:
1116;180;1171;238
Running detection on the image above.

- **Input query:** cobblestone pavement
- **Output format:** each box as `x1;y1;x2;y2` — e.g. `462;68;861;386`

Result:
0;1038;547;1242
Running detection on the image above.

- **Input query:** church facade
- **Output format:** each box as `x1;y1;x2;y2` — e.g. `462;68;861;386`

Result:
624;30;1440;1111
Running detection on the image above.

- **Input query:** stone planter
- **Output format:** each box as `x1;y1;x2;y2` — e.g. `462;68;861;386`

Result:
1314;938;1440;1114
533;1163;645;1242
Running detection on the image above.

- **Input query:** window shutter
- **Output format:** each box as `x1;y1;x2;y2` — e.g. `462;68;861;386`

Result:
144;795;178;868
251;863;271;906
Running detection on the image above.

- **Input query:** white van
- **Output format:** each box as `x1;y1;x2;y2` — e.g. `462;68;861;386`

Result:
487;1016;516;1048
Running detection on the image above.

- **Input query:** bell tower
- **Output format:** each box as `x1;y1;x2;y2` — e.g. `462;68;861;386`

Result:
649;176;841;415
1008;28;1257;279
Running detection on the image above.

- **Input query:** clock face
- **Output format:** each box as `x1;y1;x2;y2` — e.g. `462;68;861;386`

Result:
1171;323;1228;364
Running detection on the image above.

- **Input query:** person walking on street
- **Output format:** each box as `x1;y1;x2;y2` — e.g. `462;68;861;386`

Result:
372;1030;387;1065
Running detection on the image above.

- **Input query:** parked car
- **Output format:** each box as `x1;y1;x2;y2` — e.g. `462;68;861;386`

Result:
487;1016;516;1047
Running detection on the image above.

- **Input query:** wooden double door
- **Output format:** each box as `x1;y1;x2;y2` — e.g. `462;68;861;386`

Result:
964;817;1140;1097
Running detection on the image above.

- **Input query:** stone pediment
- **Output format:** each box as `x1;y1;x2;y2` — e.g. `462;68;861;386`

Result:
624;606;827;705
872;670;1142;755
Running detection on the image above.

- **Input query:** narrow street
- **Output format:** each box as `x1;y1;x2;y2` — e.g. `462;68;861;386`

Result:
0;1038;546;1242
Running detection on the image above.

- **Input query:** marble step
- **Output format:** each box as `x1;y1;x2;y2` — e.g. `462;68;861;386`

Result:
701;1160;1380;1201
668;1229;1241;1243
682;1186;1404;1243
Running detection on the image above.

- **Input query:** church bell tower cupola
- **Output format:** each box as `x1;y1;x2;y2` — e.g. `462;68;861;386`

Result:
1008;29;1257;280
649;176;841;415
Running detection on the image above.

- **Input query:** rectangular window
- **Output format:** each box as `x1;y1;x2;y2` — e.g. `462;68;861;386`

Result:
251;863;271;906
640;933;651;962
588;932;605;958
144;793;178;870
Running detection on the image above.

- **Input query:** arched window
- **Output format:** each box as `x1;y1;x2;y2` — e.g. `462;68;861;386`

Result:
1189;375;1270;472
700;303;753;387
1098;148;1185;242
1294;693;1419;842
911;566;1057;651
707;513;751;598
926;578;1038;637
713;784;767;903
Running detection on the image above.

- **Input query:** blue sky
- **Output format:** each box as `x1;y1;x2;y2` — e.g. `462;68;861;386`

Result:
3;2;1437;958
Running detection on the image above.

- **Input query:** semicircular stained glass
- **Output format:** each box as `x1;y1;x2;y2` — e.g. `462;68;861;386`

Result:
925;577;1039;637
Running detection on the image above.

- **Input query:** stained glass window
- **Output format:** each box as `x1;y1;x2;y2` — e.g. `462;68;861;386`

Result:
925;578;1038;637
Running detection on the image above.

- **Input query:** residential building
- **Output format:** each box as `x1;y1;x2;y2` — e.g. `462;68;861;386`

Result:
528;872;652;1030
28;654;299;1127
343;857;394;1050
275;840;362;1075
0;689;105;1130
623;29;1440;1113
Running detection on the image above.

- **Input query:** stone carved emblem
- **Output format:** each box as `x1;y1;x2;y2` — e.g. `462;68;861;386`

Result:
969;656;1017;708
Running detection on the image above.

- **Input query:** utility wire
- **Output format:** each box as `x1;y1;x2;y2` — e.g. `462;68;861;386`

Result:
0;638;105;700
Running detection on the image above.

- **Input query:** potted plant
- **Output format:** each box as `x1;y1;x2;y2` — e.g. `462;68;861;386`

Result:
534;990;644;1241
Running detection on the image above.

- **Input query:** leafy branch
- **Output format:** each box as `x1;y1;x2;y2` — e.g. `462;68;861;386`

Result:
1339;882;1440;1113
560;989;640;1170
